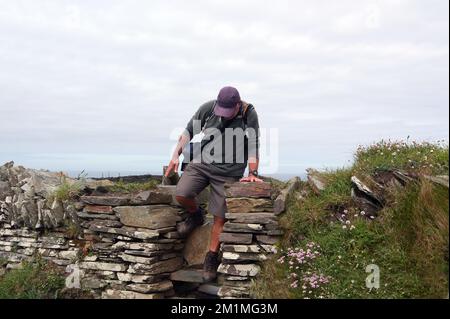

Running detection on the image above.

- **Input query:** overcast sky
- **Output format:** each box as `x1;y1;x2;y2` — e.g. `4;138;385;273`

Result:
0;0;448;177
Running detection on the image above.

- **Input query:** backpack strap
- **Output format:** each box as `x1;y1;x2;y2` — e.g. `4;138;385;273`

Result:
201;100;216;132
203;100;253;130
241;100;253;127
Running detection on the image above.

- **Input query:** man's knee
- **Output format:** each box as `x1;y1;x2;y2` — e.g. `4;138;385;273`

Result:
175;195;193;204
175;186;197;206
175;184;195;200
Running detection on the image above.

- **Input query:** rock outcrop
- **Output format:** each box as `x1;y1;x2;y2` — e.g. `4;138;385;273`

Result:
306;168;327;194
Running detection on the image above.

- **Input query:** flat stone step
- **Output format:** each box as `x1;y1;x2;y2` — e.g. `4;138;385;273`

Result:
170;269;205;283
80;195;130;206
219;233;253;244
198;284;220;296
224;182;272;198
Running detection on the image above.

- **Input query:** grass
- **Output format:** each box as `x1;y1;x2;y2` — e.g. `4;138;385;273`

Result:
354;139;448;175
0;257;65;299
47;174;85;202
284;168;353;236
48;174;160;201
384;180;449;295
254;139;449;299
106;178;159;193
64;219;82;240
262;176;287;192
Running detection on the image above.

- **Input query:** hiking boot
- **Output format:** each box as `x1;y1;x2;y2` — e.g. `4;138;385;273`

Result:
177;207;205;238
203;251;220;282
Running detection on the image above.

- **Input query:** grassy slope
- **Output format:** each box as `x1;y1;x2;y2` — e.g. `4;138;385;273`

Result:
254;140;449;299
0;258;65;299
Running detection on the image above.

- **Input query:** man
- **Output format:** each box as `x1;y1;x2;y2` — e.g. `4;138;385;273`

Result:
164;86;263;282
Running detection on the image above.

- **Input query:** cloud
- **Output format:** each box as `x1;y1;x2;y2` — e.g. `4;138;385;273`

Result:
0;0;448;176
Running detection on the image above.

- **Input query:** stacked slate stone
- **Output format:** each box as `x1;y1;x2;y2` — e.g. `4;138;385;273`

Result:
0;227;79;271
1;160;298;299
0;161;81;270
74;188;186;299
0;196;79;271
213;182;281;298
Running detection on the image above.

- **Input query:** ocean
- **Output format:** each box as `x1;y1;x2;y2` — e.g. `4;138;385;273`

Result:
65;170;306;181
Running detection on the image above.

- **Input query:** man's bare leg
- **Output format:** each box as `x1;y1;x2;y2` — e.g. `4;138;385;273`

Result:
209;216;226;253
203;215;225;281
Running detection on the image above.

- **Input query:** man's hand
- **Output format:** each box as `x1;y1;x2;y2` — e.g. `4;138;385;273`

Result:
165;134;190;177
240;174;263;183
165;156;180;177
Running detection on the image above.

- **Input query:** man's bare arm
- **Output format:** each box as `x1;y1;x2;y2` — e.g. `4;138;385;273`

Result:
240;157;263;183
165;133;190;177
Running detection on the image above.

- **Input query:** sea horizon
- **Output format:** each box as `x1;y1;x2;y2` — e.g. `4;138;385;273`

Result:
63;170;307;182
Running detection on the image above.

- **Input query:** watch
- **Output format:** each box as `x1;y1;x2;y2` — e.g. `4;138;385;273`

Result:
249;169;259;177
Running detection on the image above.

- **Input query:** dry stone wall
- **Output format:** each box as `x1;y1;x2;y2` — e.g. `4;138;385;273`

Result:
215;182;282;298
0;162;298;299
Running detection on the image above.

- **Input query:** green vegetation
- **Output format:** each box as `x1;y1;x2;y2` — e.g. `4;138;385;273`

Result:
63;219;82;240
354;139;448;175
48;173;160;202
262;176;287;191
0;257;65;299
254;140;449;299
106;178;159;193
48;174;85;202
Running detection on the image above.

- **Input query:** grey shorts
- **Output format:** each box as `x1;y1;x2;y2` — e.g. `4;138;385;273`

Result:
175;163;240;218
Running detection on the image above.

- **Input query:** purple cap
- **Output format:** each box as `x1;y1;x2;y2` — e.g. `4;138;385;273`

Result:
214;86;241;118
